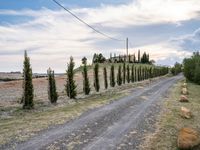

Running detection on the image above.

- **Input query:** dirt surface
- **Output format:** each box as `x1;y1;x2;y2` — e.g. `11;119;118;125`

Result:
2;75;182;150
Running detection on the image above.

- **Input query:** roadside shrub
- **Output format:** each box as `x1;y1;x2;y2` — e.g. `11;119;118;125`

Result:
22;51;34;109
117;65;122;86
47;68;58;103
82;57;90;95
66;56;77;99
110;64;115;87
103;67;108;89
94;63;100;92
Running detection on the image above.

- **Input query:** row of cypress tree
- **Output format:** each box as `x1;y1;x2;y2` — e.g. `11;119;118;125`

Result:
21;51;168;109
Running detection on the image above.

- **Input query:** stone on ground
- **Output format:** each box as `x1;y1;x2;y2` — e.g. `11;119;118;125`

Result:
181;88;188;95
180;95;189;102
177;127;200;150
180;107;192;119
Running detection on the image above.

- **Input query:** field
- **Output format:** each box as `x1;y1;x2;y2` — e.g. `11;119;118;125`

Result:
0;63;155;146
141;80;200;150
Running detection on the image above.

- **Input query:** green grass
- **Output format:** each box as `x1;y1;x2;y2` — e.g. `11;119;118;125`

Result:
143;80;200;150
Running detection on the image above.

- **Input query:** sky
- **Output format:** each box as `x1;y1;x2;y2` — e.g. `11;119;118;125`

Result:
0;0;200;73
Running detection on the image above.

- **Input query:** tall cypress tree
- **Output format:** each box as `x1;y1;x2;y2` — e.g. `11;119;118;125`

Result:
47;68;58;103
126;64;130;83
135;66;137;82
117;65;122;86
131;65;134;83
66;56;77;99
94;63;100;92
123;62;126;84
110;64;115;87
103;67;108;89
82;57;90;95
22;50;34;109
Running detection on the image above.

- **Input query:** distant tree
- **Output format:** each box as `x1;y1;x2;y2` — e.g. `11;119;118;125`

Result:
123;62;126;84
82;57;90;95
47;68;58;103
66;57;77;99
110;64;115;87
126;64;130;83
135;66;137;82
131;65;134;83
94;63;100;92
128;54;131;63
22;50;34;109
133;54;136;63
117;65;122;86
103;67;108;89
93;53;106;63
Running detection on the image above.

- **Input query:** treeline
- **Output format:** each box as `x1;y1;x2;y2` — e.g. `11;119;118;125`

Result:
171;62;182;75
183;52;200;84
92;50;151;64
22;51;168;109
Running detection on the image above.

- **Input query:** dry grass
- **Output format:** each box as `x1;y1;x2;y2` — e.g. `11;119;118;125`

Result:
0;91;125;145
141;80;200;150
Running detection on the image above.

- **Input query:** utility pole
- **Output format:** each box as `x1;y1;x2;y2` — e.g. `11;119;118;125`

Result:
126;37;128;56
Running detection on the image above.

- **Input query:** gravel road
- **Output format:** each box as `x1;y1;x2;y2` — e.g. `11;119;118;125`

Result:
7;75;182;150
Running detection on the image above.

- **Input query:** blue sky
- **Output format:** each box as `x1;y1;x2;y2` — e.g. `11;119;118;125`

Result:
0;0;200;72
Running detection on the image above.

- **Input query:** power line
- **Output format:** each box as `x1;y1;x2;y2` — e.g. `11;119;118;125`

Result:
52;0;125;42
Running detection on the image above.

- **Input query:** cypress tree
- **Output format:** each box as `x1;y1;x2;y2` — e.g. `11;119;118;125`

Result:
137;66;140;81
47;68;58;103
135;66;137;82
131;65;134;83
22;50;34;109
110;64;115;87
123;62;126;84
94;63;100;92
66;56;77;99
117;65;122;86
103;67;108;89
82;57;90;95
126;64;130;83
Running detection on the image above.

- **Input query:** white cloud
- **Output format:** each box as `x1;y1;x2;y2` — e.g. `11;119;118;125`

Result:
0;0;199;72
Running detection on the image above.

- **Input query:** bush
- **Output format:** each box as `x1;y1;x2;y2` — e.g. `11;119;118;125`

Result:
171;62;182;75
183;52;200;84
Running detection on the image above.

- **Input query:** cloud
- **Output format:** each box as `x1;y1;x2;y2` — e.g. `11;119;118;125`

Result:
0;0;199;72
171;28;200;51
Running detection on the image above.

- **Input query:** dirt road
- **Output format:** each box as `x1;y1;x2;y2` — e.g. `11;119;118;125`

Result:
7;75;182;150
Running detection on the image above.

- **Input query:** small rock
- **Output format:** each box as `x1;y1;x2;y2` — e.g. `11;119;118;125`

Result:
180;107;192;119
181;88;188;95
182;83;187;88
180;95;189;102
177;128;200;150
